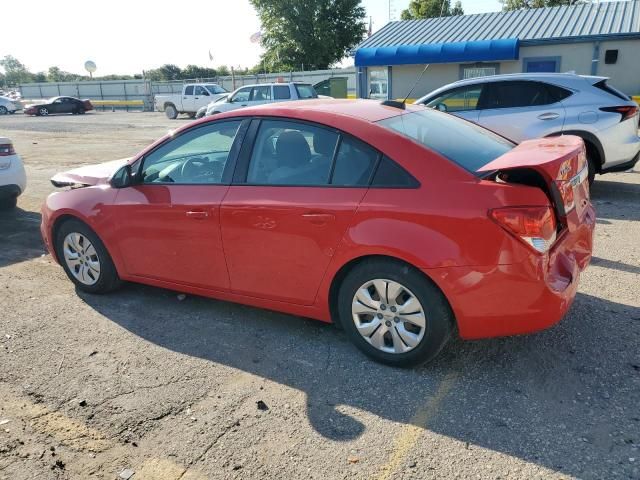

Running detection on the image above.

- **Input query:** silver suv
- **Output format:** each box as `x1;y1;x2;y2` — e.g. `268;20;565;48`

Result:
415;73;640;183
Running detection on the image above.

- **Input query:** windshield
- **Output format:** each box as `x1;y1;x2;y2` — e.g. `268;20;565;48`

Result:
376;109;514;173
206;85;227;94
294;84;318;99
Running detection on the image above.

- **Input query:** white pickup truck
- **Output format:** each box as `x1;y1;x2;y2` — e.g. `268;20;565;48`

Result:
154;83;228;119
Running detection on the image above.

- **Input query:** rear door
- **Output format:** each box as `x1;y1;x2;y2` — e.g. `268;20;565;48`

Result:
182;85;195;111
273;84;292;103
422;84;484;123
220;118;378;305
478;80;566;142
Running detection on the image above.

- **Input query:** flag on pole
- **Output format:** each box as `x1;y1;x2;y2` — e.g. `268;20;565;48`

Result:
368;16;372;37
208;50;213;61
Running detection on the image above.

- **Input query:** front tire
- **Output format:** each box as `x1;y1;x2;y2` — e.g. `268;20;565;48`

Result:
164;104;178;119
38;107;49;116
338;259;454;367
55;219;121;294
0;106;8;115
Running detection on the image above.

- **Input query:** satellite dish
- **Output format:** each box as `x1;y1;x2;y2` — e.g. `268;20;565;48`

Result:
84;60;97;77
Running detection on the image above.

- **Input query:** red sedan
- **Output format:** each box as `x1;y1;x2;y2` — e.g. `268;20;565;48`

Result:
41;100;594;366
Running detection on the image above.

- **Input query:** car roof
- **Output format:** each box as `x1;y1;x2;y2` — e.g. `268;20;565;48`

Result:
442;72;605;87
214;98;421;123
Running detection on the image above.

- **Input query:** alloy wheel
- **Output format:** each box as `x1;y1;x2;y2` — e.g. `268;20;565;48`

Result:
351;279;426;354
39;107;49;116
62;232;101;285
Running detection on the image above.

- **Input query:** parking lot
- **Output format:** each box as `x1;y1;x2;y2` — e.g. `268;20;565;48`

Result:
0;111;638;479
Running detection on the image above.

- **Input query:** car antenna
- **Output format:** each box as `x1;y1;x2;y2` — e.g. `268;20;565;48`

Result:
381;64;429;110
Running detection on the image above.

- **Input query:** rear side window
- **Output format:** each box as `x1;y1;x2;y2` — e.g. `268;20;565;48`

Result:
331;137;377;186
546;84;573;102
371;156;419;187
481;81;561;109
593;79;630;101
377;109;513;173
294;84;318;99
184;86;194;95
274;85;291;100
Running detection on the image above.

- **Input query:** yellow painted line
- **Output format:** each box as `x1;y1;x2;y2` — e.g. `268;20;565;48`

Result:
632;95;640;106
375;371;458;480
1;383;113;452
91;100;144;105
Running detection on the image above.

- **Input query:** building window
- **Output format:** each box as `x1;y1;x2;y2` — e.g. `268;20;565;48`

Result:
368;67;389;100
459;63;499;80
523;57;561;73
605;50;618;64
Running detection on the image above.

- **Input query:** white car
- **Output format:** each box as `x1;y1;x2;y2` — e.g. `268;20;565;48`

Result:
206;82;320;116
0;96;21;115
0;137;27;209
415;73;640;183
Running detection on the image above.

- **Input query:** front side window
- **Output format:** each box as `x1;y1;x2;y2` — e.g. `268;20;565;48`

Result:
140;121;242;184
481;81;559;109
294;84;318;99
425;85;483;113
195;86;210;96
251;86;271;101
246;120;338;185
377;109;513;173
184;85;194;95
231;87;251;103
273;85;291;100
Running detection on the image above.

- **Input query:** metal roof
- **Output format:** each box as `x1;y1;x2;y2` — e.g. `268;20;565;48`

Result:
358;0;640;49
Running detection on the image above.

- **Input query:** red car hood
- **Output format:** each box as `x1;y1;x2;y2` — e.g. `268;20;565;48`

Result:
51;158;130;187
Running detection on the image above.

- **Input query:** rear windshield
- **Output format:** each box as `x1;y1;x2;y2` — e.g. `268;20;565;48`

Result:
294;84;318;99
376;108;514;173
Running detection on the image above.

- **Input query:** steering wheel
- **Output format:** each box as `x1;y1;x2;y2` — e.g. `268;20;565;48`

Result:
180;156;207;180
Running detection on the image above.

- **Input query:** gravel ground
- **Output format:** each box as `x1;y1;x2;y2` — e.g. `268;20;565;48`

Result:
0;112;639;480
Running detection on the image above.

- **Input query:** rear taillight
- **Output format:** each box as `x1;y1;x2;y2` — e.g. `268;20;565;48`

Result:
490;206;557;254
0;143;15;156
600;105;639;122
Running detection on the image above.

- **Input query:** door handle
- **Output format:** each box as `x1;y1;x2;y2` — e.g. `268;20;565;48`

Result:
186;210;208;219
538;112;560;120
241;104;247;107
301;212;335;224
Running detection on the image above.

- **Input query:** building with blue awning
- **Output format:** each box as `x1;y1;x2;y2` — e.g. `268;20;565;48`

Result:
354;0;640;100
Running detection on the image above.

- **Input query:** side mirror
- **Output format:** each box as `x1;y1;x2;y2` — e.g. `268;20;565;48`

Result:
436;103;448;112
111;164;133;188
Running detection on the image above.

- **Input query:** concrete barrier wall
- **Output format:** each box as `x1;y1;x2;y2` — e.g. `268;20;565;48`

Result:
19;68;357;110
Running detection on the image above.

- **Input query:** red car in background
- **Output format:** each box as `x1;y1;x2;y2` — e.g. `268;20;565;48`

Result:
24;96;93;116
40;100;594;366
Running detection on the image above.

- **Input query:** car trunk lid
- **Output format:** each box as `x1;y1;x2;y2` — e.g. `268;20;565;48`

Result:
478;135;591;233
51;158;130;187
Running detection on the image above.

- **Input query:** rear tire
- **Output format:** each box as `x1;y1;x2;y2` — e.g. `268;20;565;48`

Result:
0;196;17;210
55;219;121;294
587;155;596;186
0;106;7;115
164;104;178;119
338;258;454;367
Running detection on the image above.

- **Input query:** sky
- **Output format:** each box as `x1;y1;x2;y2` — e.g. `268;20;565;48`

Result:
0;0;502;76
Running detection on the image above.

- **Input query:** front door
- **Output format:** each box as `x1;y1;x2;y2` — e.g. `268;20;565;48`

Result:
113;119;246;290
193;85;211;110
221;118;378;305
478;80;566;142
